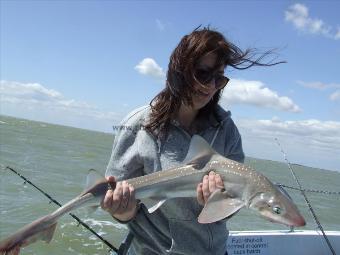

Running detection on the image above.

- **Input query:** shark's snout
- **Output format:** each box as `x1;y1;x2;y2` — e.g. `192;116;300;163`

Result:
291;214;306;227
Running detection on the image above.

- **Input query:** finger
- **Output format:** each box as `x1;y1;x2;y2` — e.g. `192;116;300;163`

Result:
215;174;224;189
101;189;113;210
106;175;115;182
208;171;216;192
112;181;123;210
121;181;130;210
196;183;204;205
109;177;117;190
202;175;210;202
8;246;20;255
15;245;21;255
127;184;137;210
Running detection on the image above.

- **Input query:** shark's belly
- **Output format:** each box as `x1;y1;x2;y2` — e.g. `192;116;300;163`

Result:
134;172;205;200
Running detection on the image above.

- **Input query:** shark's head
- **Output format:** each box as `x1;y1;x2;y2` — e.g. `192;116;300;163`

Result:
248;187;306;227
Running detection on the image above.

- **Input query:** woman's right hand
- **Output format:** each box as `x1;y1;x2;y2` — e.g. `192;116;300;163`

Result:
101;176;138;222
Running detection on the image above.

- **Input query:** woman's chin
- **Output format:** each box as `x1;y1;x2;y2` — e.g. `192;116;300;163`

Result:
193;98;212;110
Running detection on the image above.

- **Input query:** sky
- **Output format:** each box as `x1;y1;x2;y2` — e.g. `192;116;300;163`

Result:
1;1;339;171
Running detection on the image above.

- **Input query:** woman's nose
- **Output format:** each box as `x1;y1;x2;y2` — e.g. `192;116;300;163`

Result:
206;78;217;89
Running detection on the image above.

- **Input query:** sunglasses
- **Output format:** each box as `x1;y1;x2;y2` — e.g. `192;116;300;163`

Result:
194;68;230;89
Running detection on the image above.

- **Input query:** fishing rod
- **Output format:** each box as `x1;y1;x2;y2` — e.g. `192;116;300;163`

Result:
3;166;133;255
276;183;340;196
274;138;337;255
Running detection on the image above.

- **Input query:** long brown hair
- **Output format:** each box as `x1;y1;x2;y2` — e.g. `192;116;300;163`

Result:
145;26;284;139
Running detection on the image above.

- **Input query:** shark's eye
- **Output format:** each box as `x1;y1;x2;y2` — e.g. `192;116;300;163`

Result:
272;206;282;214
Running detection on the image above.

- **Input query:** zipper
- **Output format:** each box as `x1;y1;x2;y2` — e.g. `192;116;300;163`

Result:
207;224;213;250
171;120;192;140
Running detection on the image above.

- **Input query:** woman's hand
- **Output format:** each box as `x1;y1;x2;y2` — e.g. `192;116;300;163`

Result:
196;171;224;206
101;176;138;222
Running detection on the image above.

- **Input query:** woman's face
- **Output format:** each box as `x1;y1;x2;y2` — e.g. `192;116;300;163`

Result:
191;53;225;111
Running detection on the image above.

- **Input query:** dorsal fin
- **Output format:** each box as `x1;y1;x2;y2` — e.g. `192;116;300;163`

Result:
85;169;105;190
183;135;217;168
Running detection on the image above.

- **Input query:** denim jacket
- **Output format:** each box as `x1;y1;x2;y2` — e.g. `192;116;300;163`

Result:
106;105;244;255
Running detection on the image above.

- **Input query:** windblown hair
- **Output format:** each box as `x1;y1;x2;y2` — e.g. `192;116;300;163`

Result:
144;26;284;139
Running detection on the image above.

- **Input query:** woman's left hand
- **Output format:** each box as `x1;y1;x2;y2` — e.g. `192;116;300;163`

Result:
196;171;224;206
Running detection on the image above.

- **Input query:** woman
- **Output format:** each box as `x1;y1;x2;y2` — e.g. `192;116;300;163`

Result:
101;27;282;254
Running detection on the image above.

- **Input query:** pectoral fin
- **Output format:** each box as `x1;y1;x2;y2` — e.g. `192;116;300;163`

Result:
41;222;58;243
198;189;245;224
142;198;166;213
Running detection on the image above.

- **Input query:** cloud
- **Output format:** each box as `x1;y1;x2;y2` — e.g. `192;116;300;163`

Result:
134;58;166;81
336;27;340;40
1;81;92;111
297;80;340;90
285;3;339;40
330;90;340;101
238;117;340;170
156;19;165;31
239;118;340;143
297;80;340;102
222;79;301;112
0;81;62;101
0;81;121;130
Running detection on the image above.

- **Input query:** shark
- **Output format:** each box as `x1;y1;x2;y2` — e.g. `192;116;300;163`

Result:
0;135;306;254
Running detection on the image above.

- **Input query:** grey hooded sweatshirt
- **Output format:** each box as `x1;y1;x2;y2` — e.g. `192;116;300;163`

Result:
106;105;245;255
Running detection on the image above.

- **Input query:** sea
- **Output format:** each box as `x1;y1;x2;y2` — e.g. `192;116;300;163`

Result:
0;115;339;255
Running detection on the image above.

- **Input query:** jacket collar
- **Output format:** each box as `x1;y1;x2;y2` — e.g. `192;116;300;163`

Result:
170;104;231;134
